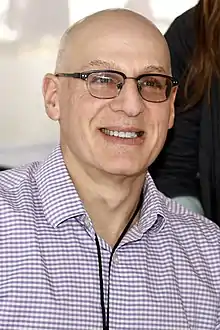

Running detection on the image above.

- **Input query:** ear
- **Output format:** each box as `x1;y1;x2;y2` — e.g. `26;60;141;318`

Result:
42;73;60;121
168;86;178;129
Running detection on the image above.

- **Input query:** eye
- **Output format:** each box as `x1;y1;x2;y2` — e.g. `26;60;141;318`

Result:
91;75;114;84
142;78;164;89
88;72;124;92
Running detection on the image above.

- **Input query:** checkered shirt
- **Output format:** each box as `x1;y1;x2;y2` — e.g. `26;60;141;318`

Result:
0;145;220;330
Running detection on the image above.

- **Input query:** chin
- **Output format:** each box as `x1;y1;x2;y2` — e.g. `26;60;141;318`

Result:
99;160;146;177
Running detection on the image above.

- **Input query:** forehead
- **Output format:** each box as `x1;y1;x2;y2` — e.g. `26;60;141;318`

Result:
67;18;170;74
81;60;167;76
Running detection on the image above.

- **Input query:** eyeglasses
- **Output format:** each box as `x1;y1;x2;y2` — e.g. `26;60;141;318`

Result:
55;69;178;103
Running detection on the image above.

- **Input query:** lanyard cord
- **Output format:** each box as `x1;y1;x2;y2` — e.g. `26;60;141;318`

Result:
95;191;143;330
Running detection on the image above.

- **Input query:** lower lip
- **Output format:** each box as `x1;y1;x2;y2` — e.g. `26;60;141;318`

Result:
99;130;144;145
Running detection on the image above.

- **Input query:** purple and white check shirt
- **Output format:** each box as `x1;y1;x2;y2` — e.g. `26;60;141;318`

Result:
0;145;220;330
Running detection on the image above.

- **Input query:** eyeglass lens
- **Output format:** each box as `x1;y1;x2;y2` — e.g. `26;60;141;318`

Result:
87;71;173;102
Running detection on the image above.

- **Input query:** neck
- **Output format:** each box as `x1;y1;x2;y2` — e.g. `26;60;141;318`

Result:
64;153;145;246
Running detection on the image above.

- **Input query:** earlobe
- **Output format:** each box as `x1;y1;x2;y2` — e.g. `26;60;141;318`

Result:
43;73;60;121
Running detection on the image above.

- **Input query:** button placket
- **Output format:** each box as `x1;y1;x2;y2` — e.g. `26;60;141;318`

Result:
112;252;119;265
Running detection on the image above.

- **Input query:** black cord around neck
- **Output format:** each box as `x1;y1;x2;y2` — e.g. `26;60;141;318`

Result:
95;191;143;330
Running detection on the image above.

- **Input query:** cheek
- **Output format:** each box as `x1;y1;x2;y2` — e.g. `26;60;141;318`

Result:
145;105;172;131
143;114;171;165
59;93;99;140
155;112;172;140
144;108;172;146
71;93;110;131
59;93;79;139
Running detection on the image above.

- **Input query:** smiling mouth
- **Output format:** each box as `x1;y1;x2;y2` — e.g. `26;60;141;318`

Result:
100;128;144;139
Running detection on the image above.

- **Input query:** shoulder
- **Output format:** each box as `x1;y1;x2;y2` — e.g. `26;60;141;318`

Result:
162;192;220;247
161;193;220;280
165;6;196;74
169;6;195;26
0;162;41;189
155;193;220;291
165;6;196;41
0;162;41;211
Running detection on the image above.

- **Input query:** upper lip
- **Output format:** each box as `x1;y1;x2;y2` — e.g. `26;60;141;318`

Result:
100;127;144;132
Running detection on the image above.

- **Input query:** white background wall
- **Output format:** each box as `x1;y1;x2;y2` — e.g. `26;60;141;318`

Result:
0;0;198;166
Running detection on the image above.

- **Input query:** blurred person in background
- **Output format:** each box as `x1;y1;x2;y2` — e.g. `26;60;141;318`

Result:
150;0;220;224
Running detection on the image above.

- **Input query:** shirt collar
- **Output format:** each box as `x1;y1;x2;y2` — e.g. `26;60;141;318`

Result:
35;145;85;227
35;145;167;231
138;173;167;234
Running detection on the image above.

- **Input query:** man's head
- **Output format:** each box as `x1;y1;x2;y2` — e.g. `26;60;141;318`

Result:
43;9;177;178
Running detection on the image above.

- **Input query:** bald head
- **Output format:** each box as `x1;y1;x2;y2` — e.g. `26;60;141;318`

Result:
55;8;170;74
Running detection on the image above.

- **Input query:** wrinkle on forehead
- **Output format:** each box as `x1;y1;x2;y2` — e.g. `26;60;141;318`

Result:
80;60;168;76
55;8;170;74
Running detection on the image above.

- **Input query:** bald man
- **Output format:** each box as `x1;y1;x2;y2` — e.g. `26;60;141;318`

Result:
0;9;220;330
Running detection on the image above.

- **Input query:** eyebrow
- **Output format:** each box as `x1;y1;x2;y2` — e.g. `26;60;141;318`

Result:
81;59;119;70
143;65;166;74
81;60;167;74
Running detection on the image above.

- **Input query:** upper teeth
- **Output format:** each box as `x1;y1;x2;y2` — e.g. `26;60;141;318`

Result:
101;129;141;138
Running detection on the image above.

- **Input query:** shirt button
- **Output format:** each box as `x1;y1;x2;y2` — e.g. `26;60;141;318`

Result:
85;218;91;228
113;253;119;265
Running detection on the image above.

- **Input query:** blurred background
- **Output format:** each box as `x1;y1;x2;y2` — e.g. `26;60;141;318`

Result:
0;0;197;167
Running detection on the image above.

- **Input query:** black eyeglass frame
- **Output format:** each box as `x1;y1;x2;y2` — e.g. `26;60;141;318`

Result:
55;69;178;103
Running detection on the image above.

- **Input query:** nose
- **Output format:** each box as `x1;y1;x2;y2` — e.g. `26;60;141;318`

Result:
110;79;145;117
